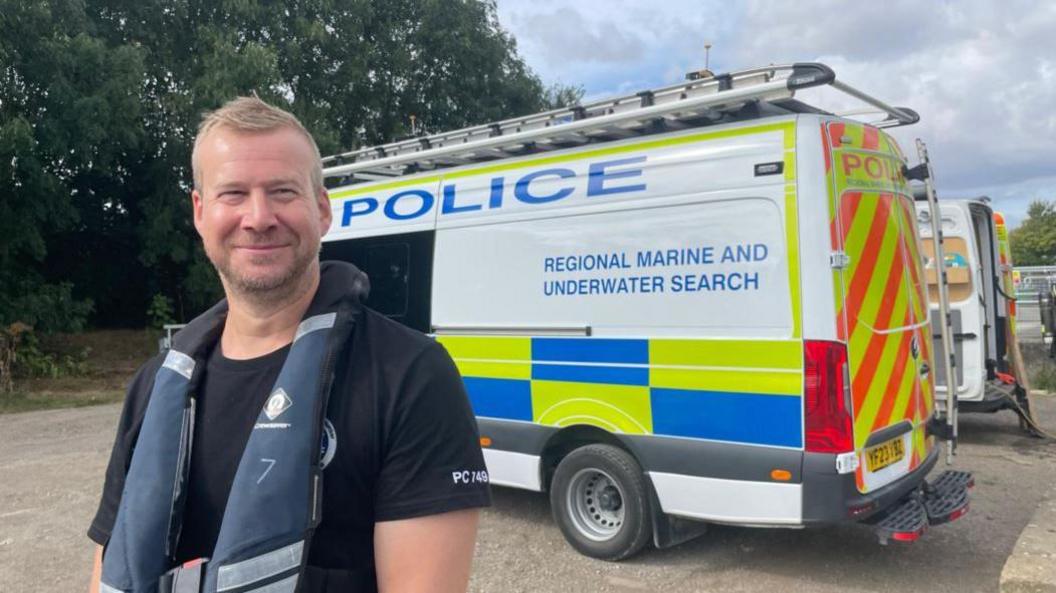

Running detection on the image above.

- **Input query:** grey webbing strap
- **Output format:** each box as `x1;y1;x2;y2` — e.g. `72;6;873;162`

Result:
159;560;205;593
162;350;196;380
216;540;304;592
294;313;336;342
243;573;299;593
98;581;124;593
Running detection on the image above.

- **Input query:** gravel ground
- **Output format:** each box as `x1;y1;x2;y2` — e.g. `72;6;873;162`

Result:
1;396;1053;593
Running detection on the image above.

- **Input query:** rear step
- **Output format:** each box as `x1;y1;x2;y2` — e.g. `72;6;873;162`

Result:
872;470;973;544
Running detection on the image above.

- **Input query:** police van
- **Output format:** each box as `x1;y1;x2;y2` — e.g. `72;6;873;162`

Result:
319;63;972;559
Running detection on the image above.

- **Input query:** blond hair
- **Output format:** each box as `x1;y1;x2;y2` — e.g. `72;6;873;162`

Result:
192;96;323;193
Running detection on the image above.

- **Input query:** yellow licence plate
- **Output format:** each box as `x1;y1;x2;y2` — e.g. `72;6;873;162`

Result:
865;437;905;472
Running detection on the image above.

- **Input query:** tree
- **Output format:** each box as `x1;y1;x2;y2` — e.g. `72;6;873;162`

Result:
0;0;146;331
1010;200;1056;266
0;0;577;329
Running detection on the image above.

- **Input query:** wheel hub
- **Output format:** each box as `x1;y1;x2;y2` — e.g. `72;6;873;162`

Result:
566;468;626;541
598;485;621;511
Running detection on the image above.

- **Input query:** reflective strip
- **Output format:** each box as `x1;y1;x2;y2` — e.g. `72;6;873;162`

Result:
99;581;124;593
217;540;304;591
650;339;802;370
246;573;298;593
651;367;801;395
163;350;195;380
294;313;336;342
436;336;531;361
453;359;531;380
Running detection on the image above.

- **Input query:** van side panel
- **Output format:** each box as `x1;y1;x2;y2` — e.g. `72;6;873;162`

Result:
425;121;806;524
824;122;935;494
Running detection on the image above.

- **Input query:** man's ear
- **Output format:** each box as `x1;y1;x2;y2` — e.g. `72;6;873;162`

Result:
317;188;333;235
191;189;205;237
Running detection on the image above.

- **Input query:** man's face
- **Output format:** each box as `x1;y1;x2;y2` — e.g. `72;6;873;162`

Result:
192;126;332;298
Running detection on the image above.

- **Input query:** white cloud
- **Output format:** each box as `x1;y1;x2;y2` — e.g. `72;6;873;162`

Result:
495;0;1056;227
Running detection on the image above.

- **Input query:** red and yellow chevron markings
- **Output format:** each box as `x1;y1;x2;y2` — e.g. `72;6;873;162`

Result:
824;120;935;487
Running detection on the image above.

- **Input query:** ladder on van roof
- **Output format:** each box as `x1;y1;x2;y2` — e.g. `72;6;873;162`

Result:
321;62;919;187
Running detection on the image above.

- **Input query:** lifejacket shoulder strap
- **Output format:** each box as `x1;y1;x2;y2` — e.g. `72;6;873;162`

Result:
202;310;354;593
100;349;200;592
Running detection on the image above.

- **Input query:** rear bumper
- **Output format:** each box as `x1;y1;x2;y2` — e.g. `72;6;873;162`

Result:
959;381;1017;413
801;444;940;524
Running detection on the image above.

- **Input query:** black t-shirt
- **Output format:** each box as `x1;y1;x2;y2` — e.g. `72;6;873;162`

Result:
89;308;491;591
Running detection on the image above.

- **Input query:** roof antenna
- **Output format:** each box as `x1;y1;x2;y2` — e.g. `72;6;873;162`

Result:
686;41;716;81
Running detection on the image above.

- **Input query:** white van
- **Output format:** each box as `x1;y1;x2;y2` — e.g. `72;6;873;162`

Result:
320;63;972;559
916;199;1036;422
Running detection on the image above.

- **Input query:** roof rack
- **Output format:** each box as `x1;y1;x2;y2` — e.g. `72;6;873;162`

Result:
321;62;918;186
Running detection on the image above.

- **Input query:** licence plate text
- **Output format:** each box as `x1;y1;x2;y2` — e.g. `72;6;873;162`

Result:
865;437;905;472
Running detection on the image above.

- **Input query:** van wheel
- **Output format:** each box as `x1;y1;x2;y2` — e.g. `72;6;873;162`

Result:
550;444;651;560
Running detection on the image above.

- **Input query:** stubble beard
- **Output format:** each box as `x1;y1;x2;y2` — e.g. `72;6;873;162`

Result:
209;235;320;308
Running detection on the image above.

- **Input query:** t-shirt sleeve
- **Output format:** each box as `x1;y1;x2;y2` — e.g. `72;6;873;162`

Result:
87;358;160;545
373;342;491;522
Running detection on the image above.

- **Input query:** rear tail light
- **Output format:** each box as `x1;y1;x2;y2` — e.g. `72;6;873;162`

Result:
804;340;854;453
890;526;927;542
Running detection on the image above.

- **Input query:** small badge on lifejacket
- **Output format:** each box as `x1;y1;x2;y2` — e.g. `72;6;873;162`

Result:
264;388;293;420
320;419;337;469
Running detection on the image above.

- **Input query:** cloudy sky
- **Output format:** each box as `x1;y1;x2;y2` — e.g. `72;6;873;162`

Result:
495;0;1056;227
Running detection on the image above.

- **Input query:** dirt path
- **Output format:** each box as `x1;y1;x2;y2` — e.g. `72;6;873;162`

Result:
0;405;119;592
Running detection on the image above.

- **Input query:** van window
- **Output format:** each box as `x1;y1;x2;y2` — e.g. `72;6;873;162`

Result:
922;237;973;304
319;230;435;333
365;243;410;316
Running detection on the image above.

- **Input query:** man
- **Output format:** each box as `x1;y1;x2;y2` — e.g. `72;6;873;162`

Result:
88;97;490;593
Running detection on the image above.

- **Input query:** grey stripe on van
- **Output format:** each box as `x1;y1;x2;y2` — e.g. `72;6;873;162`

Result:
477;418;803;484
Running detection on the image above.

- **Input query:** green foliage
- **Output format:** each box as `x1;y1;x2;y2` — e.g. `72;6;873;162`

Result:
0;323;90;393
12;332;91;380
0;279;94;333
147;294;177;329
0;0;571;329
545;84;586;110
1010;201;1056;266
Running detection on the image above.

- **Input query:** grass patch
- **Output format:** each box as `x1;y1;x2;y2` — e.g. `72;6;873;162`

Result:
1030;365;1056;393
1020;342;1056;392
0;389;124;414
1;329;158;414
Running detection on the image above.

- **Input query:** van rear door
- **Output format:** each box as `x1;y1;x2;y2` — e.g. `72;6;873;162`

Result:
825;122;935;494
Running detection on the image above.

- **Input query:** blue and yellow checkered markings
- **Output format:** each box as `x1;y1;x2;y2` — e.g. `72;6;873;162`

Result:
534;381;652;434
651;388;803;447
438;336;804;447
532;337;648;364
461;377;533;422
531;363;649;386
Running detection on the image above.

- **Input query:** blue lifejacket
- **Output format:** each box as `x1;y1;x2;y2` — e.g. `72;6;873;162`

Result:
100;262;365;593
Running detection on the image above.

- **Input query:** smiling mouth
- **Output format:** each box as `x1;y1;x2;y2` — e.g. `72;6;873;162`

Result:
235;244;290;253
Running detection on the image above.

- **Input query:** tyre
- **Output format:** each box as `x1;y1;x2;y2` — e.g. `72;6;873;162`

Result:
549;444;652;560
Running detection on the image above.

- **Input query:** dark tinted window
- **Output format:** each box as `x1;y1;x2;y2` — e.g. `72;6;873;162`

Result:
320;231;434;333
365;243;409;316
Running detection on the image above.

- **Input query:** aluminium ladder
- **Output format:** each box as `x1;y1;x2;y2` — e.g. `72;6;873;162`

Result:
321;62;919;186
